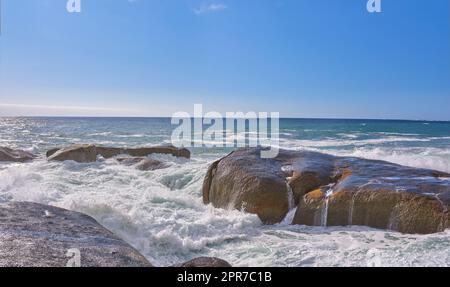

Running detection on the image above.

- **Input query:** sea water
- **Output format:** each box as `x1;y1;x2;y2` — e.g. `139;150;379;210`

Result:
0;117;449;266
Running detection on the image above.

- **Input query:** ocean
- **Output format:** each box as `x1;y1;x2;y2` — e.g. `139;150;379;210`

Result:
1;117;449;266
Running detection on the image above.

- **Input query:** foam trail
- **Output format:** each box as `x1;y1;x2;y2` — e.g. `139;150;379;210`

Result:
321;185;335;227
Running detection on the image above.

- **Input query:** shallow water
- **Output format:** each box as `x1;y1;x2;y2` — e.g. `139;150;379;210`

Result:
0;117;449;266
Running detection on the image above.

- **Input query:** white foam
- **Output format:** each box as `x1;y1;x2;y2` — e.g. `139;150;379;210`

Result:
0;157;449;267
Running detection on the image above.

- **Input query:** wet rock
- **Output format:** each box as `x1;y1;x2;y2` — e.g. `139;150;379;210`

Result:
46;147;61;158
47;144;190;163
203;149;290;224
116;157;148;166
48;144;98;163
124;146;190;159
0;147;36;163
203;148;450;234
135;159;168;171
116;157;169;171
173;257;232;267
0;202;152;267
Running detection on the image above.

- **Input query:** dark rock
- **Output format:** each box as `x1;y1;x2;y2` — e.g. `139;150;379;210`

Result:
46;148;61;158
116;157;148;166
123;146;190;159
0;147;36;163
203;148;450;234
0;202;152;267
135;159;168;171
174;257;232;267
116;157;169;171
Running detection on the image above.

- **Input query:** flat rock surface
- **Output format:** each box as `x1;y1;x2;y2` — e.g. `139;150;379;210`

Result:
0;202;152;267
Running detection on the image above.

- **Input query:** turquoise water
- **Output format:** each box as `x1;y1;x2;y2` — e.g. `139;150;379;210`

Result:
0;117;449;266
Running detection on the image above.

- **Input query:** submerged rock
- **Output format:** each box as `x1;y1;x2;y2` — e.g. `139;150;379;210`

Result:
116;156;148;166
47;144;190;163
203;148;450;234
173;257;232;267
0;202;152;267
135;158;168;171
0;147;36;163
116;157;169;171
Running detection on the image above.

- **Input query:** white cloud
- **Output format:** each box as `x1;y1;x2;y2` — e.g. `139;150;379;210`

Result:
194;3;227;15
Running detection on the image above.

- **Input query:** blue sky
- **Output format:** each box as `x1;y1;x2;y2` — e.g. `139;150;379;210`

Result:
0;0;449;119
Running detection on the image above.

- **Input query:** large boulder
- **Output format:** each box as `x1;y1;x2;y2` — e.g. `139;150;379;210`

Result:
47;144;190;163
0;202;152;267
0;147;36;163
203;148;450;234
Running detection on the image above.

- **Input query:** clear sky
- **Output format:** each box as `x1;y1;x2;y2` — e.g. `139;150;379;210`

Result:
0;0;449;120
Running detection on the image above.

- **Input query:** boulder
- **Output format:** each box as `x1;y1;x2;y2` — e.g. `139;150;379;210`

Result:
135;159;168;171
48;144;98;163
203;149;290;224
293;156;450;234
124;146;190;159
0;202;152;267
203;148;450;234
47;144;190;163
173;257;232;267
0;147;36;163
116;157;169;171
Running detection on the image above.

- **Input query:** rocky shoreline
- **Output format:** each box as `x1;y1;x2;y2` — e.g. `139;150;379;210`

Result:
0;144;229;267
1;145;450;266
0;202;231;267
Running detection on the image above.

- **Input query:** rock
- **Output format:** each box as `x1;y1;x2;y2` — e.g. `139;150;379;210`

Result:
96;147;124;159
116;157;169;171
116;157;148;166
124;146;190;159
135;159;168;171
0;202;152;267
203;148;450;234
203;149;290;224
0;147;36;162
47;144;190;163
48;144;98;163
293;157;450;234
173;257;232;267
46;148;61;158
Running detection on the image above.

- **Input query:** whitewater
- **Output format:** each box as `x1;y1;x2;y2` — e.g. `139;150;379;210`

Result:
0;117;449;267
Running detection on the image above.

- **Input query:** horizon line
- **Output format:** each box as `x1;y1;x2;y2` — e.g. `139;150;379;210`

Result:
1;115;449;123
